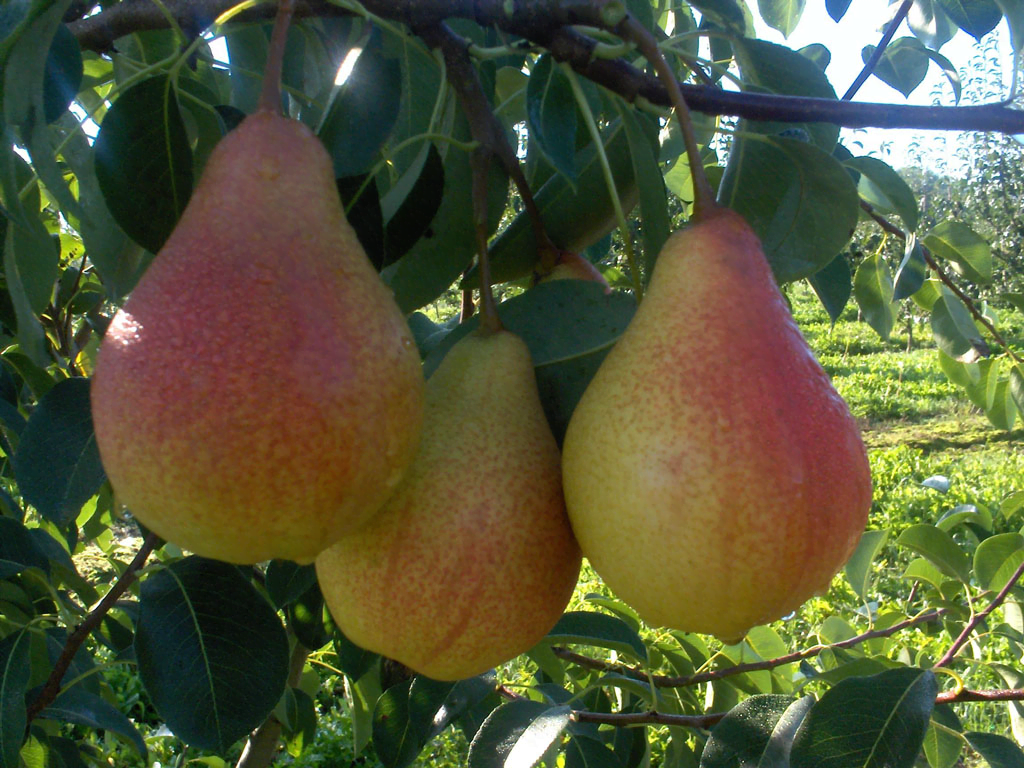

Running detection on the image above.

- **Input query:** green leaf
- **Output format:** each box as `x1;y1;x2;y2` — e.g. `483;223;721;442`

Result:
42;23;82;124
0;630;31;768
924;710;964;768
2;204;54;366
700;695;811;768
319;31;401;177
984;378;1016;431
826;0;853;20
2;1;71;128
808;254;852;325
720;136;859;283
40;686;146;759
276;687;317;757
921;48;962;103
973;533;1024;592
375;674;497;768
527;55;577;182
908;0;959;48
381;23;443;170
935;0;1003;38
475;119;638;287
93;75;193;254
896;524;971;582
286;581;333;651
995;0;1024;53
924;221;992;284
844;529;889;601
964;731;1024;768
757;0;806;36
854;253;896;339
0;517;51;579
930;289;984;360
791;668;938;768
381;143;445;265
333;629;379;682
543;611;648;662
1011;365;1024;414
12;378;105;526
844;156;919;232
862;37;930;97
468;700;571;768
264;561;318;609
893;238;928;301
135;557;290;753
614;101;668;277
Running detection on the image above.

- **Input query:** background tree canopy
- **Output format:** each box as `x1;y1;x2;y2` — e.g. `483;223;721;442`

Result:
1;1;1024;767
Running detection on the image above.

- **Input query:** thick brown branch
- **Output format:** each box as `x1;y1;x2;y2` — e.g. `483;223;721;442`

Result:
68;0;1024;135
25;533;159;723
936;687;1024;704
935;559;1024;668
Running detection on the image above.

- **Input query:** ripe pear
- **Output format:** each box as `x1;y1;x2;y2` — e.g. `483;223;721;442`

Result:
561;207;872;643
91;109;424;565
316;329;581;680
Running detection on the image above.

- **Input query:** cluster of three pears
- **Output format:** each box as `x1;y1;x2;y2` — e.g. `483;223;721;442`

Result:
92;100;581;680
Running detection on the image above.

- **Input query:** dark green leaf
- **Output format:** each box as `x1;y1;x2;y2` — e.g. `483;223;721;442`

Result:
2;202;55;365
826;0;853;21
930;289;984;359
863;37;930;97
853;253;896;339
935;0;1003;38
893;238;928;301
613;101;668;277
527;55;577;182
791;668;938;768
758;0;806;36
382;143;445;264
0;517;50;579
922;48;962;103
265;561;318;609
973;533;1024;592
381;24;443;170
473;119;638;288
965;731;1024;768
375;674;497;768
0;629;31;768
277;687;317;757
286;581;333;651
333;629;379;682
808;253;852;325
924;221;992;284
40;686;146;759
336;174;385;270
844;156;919;231
2;0;71;128
43;24;82;123
468;699;571;768
543;611;647;662
700;695;806;768
320;31;401;177
719;136;859;283
135;557;289;753
844;529;889;601
94;75;193;254
896;524;971;582
565;734;624;768
924;706;964;768
12;378;105;526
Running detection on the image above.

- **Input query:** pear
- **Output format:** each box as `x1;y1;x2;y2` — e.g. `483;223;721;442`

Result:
91;109;424;565
561;207;872;643
316;329;581;680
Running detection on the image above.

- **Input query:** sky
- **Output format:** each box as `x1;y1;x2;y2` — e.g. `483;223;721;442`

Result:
747;0;1014;167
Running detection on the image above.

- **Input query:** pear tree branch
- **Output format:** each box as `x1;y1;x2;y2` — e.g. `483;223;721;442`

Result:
861;202;1023;365
67;0;1024;135
552;607;949;687
25;532;160;724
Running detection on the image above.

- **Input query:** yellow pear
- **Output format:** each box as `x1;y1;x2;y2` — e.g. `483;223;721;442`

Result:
316;329;581;680
561;207;872;643
91;109;424;564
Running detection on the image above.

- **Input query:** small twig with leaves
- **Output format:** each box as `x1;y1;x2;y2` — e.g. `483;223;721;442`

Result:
842;0;914;100
861;202;1021;364
934;559;1024;668
25;532;159;724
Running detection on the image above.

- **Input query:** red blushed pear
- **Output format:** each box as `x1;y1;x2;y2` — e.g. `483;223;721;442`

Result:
560;206;872;643
315;329;581;681
90;71;424;564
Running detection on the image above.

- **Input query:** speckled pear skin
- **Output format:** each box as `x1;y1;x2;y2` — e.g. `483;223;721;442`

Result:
315;330;581;681
561;207;872;643
91;110;425;565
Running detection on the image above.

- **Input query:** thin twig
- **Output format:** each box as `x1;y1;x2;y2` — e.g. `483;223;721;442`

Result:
842;0;914;101
936;687;1024;704
573;709;727;728
552;609;948;688
25;533;160;723
934;559;1024;668
861;202;1021;364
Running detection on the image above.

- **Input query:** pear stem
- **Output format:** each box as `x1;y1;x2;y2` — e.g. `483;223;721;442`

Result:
471;148;503;334
258;0;295;114
618;16;716;221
